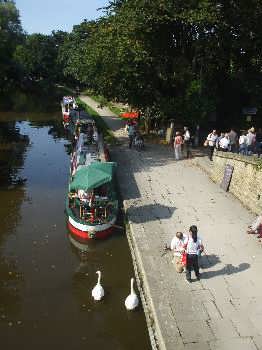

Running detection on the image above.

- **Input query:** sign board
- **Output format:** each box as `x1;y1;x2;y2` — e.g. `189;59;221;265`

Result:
220;164;234;191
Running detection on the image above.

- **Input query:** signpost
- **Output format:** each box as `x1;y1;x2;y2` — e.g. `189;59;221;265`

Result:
220;164;234;191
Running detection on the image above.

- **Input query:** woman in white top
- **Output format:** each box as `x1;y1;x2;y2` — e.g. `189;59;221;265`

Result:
184;225;203;282
170;232;186;273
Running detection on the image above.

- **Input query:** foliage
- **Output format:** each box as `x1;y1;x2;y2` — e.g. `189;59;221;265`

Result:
0;0;23;95
60;0;262;128
2;0;262;129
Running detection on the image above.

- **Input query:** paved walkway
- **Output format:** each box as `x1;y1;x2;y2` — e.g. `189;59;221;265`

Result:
80;96;262;350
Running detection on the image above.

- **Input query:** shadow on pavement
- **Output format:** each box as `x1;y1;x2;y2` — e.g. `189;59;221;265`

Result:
200;262;250;279
126;204;176;224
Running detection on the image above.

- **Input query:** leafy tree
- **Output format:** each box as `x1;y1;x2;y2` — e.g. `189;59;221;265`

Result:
0;0;23;94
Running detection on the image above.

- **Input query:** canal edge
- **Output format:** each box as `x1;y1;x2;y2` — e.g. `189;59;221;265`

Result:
123;200;163;350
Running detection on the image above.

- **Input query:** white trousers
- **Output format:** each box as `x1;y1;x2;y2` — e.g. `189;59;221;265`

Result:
174;145;182;160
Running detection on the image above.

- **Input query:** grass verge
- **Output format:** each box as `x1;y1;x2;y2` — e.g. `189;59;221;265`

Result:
76;98;117;145
81;90;128;117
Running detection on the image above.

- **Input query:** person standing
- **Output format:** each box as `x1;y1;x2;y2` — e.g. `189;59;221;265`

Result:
206;130;218;161
184;225;203;283
216;132;225;150
174;132;183;160
219;133;230;152
247;127;256;155
183;127;191;158
255;128;262;158
170;232;186;273
127;122;136;149
239;131;248;155
228;128;238;153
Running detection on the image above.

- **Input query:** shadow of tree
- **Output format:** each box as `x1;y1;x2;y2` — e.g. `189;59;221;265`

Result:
127;203;176;224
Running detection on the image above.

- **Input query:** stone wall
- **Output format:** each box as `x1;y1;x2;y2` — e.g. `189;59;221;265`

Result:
211;151;262;214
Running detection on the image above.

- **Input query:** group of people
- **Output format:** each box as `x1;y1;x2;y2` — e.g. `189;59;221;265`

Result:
166;225;204;283
205;127;262;161
173;127;192;160
126;120;144;149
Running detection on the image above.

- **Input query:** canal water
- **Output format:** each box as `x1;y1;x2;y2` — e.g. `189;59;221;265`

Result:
0;112;150;349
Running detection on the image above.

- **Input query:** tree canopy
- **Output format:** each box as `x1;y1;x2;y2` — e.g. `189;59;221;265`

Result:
58;0;262;126
1;0;262;127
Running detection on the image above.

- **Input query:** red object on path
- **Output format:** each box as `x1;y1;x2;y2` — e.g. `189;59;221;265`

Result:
120;112;139;119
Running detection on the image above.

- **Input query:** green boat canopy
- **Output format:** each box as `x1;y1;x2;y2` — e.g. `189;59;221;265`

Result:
69;162;116;191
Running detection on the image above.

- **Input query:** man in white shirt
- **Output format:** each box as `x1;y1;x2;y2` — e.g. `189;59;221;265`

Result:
170;232;186;273
183;127;191;158
219;133;230;151
206;130;218;161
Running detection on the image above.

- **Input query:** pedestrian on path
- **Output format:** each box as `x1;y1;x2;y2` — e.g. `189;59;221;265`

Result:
219;133;230;152
247;127;256;155
228;128;238;153
127;122;136;149
239;131;248;155
183;127;192;158
184;225;203;282
216;132;225;150
206;130;218;161
174;131;183;160
170;232;186;273
255;127;262;158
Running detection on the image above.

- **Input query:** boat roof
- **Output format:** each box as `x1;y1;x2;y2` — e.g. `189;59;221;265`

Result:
69;162;116;191
63;96;75;104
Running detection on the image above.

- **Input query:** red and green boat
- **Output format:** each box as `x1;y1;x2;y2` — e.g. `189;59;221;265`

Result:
66;161;118;241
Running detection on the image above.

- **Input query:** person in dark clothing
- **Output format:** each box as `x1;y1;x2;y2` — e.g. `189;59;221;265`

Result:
184;225;204;283
256;128;262;158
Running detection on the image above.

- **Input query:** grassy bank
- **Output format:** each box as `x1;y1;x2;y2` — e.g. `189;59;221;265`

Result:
81;90;128;117
76;98;117;145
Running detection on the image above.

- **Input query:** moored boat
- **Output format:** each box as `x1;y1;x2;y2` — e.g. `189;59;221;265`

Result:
61;96;77;127
66;161;118;241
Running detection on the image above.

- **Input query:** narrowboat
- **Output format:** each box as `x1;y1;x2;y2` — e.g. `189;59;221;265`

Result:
66;161;118;241
61;96;76;127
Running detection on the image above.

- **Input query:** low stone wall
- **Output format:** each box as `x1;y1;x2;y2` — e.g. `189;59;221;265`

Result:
211;151;262;214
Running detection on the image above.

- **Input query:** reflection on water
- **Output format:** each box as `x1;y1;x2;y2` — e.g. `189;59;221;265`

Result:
0;112;150;349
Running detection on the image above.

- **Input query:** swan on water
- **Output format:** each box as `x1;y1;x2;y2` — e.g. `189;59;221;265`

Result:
91;270;104;301
125;277;139;310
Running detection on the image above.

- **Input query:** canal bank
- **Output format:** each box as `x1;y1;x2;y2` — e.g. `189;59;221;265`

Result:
80;95;262;350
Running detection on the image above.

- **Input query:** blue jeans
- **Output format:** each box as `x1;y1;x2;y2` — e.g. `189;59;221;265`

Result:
239;144;247;155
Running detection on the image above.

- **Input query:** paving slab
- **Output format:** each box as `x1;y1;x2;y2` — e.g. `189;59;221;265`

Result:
80;96;262;350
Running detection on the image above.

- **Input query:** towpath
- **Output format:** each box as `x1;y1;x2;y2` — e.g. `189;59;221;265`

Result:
80;95;262;350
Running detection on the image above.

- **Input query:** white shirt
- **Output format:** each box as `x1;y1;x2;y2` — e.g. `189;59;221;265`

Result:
219;137;230;149
170;235;186;256
247;132;256;146
184;236;202;255
184;130;190;141
207;133;218;146
239;135;247;145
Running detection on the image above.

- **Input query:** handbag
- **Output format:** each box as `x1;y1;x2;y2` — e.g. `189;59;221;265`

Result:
180;238;189;266
181;252;187;266
204;139;209;147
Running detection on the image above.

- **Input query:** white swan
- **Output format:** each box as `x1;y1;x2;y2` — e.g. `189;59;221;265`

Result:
125;277;139;310
91;271;104;301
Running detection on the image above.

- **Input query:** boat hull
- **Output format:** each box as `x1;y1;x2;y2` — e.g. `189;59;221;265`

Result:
67;215;116;241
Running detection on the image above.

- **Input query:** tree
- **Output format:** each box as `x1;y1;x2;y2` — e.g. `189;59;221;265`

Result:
0;0;23;94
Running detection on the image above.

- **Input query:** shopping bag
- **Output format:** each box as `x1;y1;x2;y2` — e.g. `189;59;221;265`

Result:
181;252;187;266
